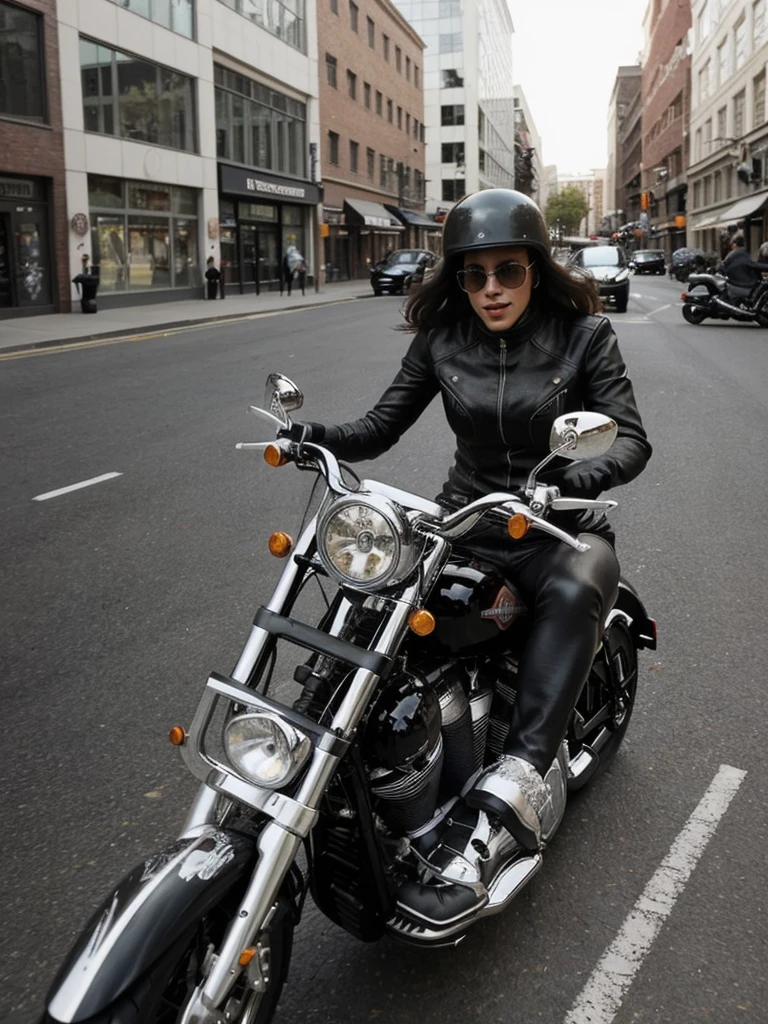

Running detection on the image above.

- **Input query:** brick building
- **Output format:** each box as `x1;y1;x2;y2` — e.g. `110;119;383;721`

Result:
617;85;643;243
318;0;432;280
0;0;69;317
641;0;692;257
604;65;642;234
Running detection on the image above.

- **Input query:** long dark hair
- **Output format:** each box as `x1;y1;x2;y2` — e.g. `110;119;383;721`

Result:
399;247;601;333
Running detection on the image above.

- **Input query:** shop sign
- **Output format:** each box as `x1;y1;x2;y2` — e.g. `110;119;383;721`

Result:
70;213;89;236
219;163;320;205
0;177;36;200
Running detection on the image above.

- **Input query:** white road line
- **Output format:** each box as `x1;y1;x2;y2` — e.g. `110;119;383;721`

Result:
564;763;747;1024
648;304;671;315
32;472;123;502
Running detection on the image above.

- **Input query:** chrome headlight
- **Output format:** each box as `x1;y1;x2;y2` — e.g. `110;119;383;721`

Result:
223;713;312;789
317;495;417;591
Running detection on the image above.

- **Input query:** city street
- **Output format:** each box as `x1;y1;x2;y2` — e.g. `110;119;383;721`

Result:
2;281;767;1024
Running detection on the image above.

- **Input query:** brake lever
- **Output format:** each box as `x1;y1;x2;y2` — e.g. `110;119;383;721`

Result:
549;498;618;511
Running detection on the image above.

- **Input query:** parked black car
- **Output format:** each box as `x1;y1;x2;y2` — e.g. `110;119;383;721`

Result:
630;249;666;275
370;249;438;295
669;247;715;282
567;244;631;313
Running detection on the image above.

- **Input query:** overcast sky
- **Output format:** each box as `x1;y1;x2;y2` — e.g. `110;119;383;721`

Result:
509;0;648;174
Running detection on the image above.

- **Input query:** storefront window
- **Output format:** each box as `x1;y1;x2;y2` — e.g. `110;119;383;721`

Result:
104;0;194;38
80;37;197;152
240;203;277;220
0;1;45;123
214;65;306;177
89;175;199;292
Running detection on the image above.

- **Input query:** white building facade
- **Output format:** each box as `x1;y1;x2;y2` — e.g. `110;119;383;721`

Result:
60;0;320;308
555;171;606;237
687;0;768;255
390;0;515;214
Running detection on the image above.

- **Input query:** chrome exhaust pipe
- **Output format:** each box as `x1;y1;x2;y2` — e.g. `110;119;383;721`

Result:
713;297;755;320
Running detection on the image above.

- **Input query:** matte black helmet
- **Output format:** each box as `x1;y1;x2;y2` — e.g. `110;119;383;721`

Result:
442;189;550;257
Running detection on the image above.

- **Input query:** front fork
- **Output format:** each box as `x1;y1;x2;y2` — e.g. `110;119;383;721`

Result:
178;529;450;1022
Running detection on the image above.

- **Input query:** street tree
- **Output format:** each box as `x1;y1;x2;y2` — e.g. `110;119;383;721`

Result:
545;186;590;234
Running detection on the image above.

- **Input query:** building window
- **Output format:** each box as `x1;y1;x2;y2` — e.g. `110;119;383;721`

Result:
439;0;460;12
413;117;418;138
754;71;766;129
397;105;402;128
379;153;387;187
698;60;711;102
106;0;193;37
702;175;711;206
349;0;358;32
441;69;464;88
756;0;767;47
367;146;375;178
375;89;382;115
717;105;727;143
330;0;337;11
387;98;393;122
406;56;411;81
717;39;729;86
347;69;357;99
442;178;465;202
734;17;746;70
733;89;745;138
81;38;197;152
439;32;462;53
383;34;390;60
441;104;464;126
367;15;374;46
395;45;402;72
405;112;410;134
697;0;710;43
704;118;712;155
0;1;45;123
414;65;420;88
88;174;199;293
217;0;305;52
693;180;701;209
414;169;423;201
214;66;307;176
349;139;358;172
363;81;371;108
328;130;339;164
694;127;702;163
441;142;464;163
326;53;338;88
419;123;425;142
714;169;722;201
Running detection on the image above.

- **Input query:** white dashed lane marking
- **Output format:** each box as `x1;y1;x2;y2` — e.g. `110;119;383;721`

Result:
564;763;747;1024
32;472;123;502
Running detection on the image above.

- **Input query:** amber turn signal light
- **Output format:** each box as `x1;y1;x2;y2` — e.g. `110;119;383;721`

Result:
238;947;256;967
169;726;186;746
264;444;288;467
408;608;436;636
507;514;531;540
268;531;294;558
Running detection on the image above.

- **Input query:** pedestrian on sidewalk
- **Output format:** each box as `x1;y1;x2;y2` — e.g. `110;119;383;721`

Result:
281;246;306;296
205;256;221;300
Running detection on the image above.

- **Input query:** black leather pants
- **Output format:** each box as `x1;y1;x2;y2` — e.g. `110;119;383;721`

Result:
467;531;620;776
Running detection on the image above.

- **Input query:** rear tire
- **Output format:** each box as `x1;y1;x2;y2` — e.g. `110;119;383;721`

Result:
682;302;708;324
42;896;294;1024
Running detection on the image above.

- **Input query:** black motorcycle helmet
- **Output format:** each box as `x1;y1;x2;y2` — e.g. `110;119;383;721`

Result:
442;189;550;258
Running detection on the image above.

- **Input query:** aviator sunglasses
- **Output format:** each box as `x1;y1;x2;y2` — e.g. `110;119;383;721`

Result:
456;260;534;294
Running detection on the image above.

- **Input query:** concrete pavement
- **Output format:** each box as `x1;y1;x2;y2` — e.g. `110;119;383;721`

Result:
0;278;370;354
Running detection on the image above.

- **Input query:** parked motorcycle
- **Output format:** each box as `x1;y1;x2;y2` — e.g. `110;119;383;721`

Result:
41;375;656;1024
681;272;768;326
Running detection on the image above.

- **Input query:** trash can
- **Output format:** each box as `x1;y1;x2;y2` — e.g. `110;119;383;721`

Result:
73;272;100;314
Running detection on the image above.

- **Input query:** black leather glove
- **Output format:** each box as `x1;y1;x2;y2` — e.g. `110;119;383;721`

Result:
276;421;326;444
550;462;609;500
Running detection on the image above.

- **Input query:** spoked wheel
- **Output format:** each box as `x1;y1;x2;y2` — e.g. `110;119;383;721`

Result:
682;303;708;324
42;897;294;1024
566;618;638;790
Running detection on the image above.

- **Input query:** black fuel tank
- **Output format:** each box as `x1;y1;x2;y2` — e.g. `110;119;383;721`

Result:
423;560;530;656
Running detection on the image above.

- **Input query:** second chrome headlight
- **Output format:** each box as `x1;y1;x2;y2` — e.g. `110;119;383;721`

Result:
223;713;311;789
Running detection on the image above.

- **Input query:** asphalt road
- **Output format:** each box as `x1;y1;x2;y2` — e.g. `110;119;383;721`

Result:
2;278;767;1024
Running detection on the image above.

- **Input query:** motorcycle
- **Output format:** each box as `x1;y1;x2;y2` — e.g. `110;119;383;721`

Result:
681;272;768;326
41;375;656;1024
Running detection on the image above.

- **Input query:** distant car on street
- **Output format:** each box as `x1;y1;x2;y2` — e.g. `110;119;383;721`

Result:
630;249;666;275
567;244;631;313
370;249;438;296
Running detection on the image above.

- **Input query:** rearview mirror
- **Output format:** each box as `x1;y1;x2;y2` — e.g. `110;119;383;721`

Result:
549;412;617;461
264;373;303;423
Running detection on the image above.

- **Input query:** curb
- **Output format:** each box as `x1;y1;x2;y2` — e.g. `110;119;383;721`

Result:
0;293;370;356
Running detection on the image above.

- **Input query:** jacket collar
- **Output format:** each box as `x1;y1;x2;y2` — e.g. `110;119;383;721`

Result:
471;304;545;347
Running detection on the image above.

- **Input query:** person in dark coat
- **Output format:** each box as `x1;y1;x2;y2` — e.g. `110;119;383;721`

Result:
718;235;768;303
205;256;221;300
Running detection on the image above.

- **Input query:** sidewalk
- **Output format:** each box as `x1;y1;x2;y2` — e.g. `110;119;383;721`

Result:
0;279;370;354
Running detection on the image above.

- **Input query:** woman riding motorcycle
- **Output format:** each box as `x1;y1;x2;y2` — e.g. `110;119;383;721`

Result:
283;189;652;851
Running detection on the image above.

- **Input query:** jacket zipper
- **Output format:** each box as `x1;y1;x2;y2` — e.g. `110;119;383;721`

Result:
497;339;515;490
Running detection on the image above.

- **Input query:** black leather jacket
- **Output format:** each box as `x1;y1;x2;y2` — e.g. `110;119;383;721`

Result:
718;249;768;289
322;309;651;509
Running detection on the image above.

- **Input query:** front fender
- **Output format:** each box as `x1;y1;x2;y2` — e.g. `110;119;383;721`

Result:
46;828;255;1023
615;579;656;650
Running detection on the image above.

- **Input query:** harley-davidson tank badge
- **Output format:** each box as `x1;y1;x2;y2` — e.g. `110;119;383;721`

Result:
481;586;524;630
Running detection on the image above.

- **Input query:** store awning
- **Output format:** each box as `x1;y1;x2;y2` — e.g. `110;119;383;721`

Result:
384;205;440;229
721;189;768;223
688;208;737;231
343;199;403;229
